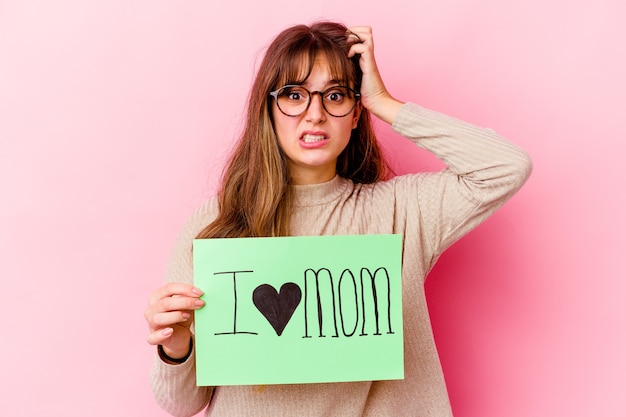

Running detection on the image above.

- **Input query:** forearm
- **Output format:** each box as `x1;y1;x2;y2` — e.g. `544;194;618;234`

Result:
150;337;213;417
389;103;532;264
393;103;532;203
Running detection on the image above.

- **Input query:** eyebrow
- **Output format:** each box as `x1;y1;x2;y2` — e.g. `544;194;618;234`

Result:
299;78;344;89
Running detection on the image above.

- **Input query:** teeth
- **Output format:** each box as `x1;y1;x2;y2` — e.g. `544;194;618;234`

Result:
302;134;325;143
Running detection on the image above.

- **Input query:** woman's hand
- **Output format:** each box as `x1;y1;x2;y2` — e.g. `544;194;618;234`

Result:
347;26;404;125
145;282;205;361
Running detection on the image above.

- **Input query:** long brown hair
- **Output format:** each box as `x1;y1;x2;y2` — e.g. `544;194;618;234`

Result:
197;21;389;239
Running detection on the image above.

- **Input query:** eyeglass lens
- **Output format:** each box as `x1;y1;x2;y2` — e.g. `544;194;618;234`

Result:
274;86;357;117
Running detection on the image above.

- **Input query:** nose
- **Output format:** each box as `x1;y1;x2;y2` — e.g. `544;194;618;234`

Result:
305;92;326;123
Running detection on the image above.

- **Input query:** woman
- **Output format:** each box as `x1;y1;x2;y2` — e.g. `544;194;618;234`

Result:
145;22;532;417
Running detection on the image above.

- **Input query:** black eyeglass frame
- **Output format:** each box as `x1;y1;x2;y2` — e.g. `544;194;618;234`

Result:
269;85;361;118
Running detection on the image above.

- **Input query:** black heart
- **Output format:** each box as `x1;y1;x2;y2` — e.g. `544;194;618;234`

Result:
252;283;302;336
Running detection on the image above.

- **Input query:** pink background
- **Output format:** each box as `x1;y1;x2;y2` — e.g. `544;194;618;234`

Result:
1;1;624;416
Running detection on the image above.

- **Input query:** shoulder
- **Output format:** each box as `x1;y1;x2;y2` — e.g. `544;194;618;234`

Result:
181;197;219;238
171;197;220;252
343;173;433;213
164;197;219;283
355;172;429;195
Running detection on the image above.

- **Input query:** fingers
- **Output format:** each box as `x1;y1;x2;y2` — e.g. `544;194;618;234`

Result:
347;26;373;43
346;25;403;125
147;282;203;305
346;26;374;58
154;291;204;314
145;282;205;347
145;288;204;329
146;325;175;346
146;308;192;329
346;26;379;80
346;26;383;98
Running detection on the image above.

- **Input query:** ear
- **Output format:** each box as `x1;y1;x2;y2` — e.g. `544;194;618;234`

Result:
351;101;362;129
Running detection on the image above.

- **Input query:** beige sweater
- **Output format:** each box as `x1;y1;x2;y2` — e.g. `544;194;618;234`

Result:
150;103;532;417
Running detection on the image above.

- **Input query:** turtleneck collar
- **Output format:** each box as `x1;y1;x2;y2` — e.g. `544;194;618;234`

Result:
291;175;350;207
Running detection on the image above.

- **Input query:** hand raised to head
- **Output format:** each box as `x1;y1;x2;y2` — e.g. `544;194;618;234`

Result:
347;26;404;125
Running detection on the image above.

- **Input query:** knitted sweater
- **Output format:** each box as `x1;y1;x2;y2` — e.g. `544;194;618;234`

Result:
150;103;532;417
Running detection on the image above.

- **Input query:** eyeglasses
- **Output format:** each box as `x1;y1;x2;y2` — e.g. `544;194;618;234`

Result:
269;85;360;117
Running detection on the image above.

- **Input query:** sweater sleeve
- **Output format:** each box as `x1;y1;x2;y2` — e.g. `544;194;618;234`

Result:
391;103;532;276
149;199;219;417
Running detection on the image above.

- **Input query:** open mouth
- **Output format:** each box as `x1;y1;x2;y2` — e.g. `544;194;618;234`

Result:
301;134;327;143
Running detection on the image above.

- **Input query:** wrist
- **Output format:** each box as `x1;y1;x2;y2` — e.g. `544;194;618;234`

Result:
158;338;193;365
369;96;404;125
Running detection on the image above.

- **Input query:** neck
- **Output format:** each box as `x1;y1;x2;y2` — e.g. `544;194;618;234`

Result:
289;165;336;185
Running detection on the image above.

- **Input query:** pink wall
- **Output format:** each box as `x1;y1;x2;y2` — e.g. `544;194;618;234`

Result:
1;1;624;416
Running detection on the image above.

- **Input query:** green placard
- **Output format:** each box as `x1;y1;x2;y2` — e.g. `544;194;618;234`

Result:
193;234;403;386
